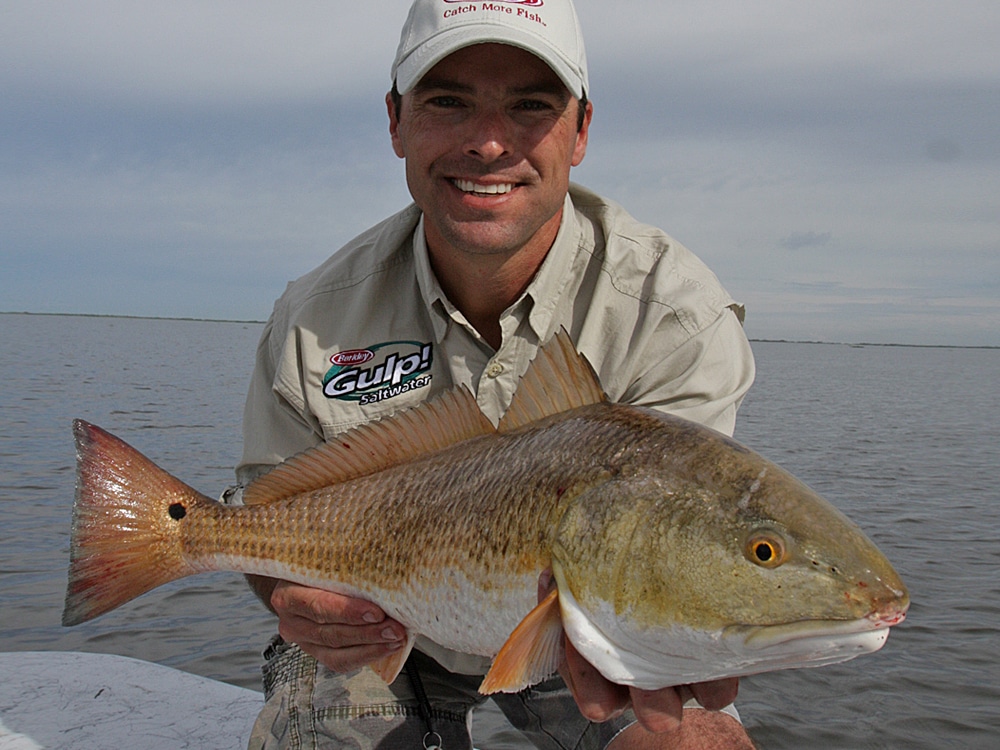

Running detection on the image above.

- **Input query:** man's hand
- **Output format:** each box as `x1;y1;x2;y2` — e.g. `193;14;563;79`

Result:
267;579;408;672
561;635;740;732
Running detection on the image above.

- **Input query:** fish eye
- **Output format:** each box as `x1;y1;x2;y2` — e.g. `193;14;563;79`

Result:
745;532;787;568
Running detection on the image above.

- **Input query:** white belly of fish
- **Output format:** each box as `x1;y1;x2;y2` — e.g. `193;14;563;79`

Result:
209;553;538;658
556;579;891;689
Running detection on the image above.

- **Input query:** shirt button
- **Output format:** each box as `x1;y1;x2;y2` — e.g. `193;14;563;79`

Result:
487;362;505;378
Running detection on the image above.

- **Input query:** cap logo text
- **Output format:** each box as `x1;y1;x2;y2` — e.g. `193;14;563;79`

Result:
444;0;542;6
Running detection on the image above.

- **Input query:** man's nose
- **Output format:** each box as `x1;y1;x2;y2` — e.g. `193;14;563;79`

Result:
463;109;513;163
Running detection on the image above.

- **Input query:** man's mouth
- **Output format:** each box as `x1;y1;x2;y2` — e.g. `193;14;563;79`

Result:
451;179;516;196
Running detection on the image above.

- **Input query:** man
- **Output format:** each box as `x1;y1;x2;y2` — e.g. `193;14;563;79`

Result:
235;1;756;748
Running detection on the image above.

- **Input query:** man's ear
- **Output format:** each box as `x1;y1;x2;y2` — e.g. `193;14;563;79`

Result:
571;99;593;167
387;91;405;159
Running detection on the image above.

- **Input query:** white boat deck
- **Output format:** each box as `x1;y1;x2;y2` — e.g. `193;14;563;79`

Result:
0;651;262;749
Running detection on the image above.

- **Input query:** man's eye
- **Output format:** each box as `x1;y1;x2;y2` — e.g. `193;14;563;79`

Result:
429;96;462;108
517;99;553;112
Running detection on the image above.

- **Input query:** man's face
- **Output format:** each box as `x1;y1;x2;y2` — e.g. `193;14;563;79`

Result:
388;43;591;261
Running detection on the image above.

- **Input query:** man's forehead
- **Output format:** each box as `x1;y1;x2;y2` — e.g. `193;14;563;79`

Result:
413;43;572;98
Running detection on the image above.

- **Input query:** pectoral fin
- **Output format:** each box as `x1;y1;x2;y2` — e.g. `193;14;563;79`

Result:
479;588;565;694
369;633;416;685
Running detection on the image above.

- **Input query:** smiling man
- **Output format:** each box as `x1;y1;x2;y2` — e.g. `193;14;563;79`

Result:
390;42;589;350
237;1;756;748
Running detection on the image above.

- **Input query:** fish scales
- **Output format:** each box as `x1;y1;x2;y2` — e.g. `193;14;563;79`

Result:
198;406;632;592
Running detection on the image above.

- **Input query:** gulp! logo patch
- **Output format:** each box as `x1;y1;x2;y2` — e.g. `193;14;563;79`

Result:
323;340;433;405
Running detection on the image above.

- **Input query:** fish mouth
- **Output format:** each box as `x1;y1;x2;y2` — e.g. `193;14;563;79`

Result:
735;601;909;651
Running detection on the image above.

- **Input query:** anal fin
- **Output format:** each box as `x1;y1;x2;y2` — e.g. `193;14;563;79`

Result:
369;633;416;685
479;588;565;694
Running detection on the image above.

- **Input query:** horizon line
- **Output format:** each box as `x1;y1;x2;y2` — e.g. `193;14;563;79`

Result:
3;310;998;351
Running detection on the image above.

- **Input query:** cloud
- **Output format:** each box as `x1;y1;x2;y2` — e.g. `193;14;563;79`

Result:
779;232;833;251
0;1;406;103
925;139;963;163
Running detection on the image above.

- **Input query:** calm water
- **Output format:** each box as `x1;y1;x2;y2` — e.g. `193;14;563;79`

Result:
1;313;998;748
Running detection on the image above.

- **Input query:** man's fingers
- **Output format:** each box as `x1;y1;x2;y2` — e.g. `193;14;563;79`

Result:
276;609;407;674
271;581;388;626
298;640;407;674
629;686;685;734
269;581;408;674
279;610;407;674
560;638;630;722
689;677;739;711
278;610;405;648
627;680;739;734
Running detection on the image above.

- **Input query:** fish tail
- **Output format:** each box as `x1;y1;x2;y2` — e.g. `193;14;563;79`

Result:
63;420;208;626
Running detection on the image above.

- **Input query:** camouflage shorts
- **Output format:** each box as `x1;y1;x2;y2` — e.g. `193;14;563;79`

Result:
247;638;633;750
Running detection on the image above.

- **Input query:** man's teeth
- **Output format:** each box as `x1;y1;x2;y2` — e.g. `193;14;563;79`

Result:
453;179;515;195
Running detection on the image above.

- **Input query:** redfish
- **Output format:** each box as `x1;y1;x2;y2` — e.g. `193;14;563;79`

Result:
63;331;908;693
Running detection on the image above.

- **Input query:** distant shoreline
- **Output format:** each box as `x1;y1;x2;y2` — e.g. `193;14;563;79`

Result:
1;310;267;326
3;310;997;351
747;339;999;350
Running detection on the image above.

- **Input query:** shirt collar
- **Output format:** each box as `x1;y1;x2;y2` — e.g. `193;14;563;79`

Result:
412;214;454;343
522;192;584;340
411;192;586;343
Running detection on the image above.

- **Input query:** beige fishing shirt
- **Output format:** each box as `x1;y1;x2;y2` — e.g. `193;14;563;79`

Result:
237;182;756;674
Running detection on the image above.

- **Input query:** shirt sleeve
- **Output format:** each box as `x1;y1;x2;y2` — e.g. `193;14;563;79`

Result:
621;306;756;438
234;316;325;489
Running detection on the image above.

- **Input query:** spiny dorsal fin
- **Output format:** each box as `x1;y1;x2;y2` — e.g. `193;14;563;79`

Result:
242;386;494;505
497;329;607;434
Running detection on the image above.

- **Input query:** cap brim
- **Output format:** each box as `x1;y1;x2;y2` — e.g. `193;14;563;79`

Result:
394;26;585;99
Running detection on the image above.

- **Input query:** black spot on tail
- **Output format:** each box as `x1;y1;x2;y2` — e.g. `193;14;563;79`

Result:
168;503;187;520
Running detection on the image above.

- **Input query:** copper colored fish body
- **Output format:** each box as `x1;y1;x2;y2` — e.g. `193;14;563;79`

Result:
64;332;908;693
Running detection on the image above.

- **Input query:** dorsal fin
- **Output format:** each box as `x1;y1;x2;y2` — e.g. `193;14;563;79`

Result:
498;329;607;434
242;386;494;505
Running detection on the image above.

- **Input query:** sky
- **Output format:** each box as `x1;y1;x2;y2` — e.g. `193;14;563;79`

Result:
2;0;998;346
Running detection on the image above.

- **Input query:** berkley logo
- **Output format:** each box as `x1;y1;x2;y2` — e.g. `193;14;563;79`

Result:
330;349;374;367
323;340;433;405
444;0;543;5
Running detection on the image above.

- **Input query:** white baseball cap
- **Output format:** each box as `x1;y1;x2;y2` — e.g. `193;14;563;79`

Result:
392;0;589;99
